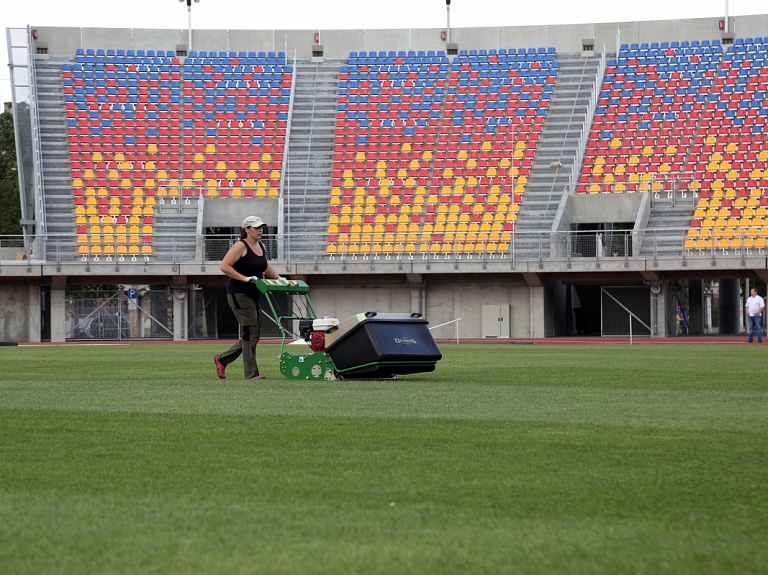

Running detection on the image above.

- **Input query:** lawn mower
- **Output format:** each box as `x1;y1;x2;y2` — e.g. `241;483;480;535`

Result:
254;278;442;380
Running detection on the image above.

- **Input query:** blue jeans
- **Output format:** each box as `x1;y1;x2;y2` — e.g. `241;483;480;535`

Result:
748;314;763;343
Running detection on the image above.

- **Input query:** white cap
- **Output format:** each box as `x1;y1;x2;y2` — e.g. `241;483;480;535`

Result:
242;216;266;229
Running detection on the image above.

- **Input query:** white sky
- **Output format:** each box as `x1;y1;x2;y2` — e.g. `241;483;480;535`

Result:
2;0;767;101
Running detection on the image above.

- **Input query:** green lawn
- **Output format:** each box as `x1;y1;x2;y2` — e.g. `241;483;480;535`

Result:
1;344;767;574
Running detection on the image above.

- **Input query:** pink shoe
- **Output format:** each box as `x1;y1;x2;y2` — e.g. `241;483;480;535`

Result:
250;375;266;380
213;355;226;379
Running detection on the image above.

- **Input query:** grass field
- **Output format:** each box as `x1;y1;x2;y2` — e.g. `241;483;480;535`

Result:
1;342;767;574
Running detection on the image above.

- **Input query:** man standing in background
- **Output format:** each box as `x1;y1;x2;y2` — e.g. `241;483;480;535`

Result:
745;288;765;343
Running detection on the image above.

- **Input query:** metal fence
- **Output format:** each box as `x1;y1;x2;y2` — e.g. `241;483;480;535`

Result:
568;230;633;259
61;286;287;342
601;286;652;337
65;288;174;340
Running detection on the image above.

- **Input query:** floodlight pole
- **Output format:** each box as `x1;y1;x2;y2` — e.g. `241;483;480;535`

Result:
724;0;729;34
187;1;192;51
179;0;200;52
446;0;452;44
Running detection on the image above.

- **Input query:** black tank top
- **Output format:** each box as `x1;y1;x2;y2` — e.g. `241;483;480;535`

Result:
227;240;268;297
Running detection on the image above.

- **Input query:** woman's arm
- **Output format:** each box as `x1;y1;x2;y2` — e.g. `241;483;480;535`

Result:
263;263;281;280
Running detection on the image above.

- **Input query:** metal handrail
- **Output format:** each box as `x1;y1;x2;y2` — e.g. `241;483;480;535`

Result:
568;43;607;195
6;224;767;268
280;54;298;261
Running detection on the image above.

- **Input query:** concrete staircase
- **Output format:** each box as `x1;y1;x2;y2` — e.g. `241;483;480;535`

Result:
638;199;692;258
34;58;76;261
512;53;602;259
283;60;342;262
151;208;198;262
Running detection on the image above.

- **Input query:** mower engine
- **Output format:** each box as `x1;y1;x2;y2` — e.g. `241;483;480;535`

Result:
299;317;339;352
307;317;339;351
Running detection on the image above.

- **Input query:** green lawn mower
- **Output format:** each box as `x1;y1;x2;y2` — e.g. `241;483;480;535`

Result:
255;278;442;380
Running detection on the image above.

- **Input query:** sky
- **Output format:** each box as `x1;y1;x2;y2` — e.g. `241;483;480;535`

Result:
2;0;767;101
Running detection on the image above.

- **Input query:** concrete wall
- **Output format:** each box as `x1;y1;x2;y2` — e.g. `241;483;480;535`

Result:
307;281;413;327
425;280;537;339
202;198;280;228
32;13;768;61
0;279;41;342
283;275;540;340
568;193;643;224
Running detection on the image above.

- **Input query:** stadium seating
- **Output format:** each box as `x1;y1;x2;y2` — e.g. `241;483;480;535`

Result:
684;38;768;254
64;49;292;259
327;48;558;257
572;37;768;256
578;40;723;196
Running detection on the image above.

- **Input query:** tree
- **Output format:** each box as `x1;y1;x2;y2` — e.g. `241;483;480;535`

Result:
0;108;22;235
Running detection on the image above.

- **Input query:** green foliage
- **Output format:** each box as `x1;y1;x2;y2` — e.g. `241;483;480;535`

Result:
0;180;21;235
1;344;767;574
0;110;21;235
0;110;18;183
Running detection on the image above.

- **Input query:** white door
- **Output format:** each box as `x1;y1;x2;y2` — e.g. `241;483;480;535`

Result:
481;304;510;338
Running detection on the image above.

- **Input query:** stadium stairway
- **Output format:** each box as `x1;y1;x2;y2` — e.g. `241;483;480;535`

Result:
283;61;342;261
150;210;197;262
638;201;692;258
35;58;79;261
511;53;602;258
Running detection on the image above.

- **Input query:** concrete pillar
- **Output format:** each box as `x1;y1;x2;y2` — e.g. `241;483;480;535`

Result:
406;274;424;317
50;284;67;342
27;282;42;343
173;289;188;341
718;278;741;335
652;287;667;337
687;279;704;335
529;285;546;338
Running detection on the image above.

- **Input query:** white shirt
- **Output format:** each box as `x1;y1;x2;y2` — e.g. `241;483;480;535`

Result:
745;295;765;317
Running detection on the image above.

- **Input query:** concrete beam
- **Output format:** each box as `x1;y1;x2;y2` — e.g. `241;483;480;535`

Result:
50;276;67;290
755;270;768;284
522;272;543;287
641;270;661;283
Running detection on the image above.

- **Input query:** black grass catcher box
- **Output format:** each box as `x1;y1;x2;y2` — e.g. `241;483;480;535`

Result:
324;311;442;378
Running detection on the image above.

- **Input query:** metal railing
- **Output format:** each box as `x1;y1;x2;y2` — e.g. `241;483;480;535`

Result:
6;226;768;269
567;43;607;195
581;171;701;203
27;27;47;255
279;54;298;258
